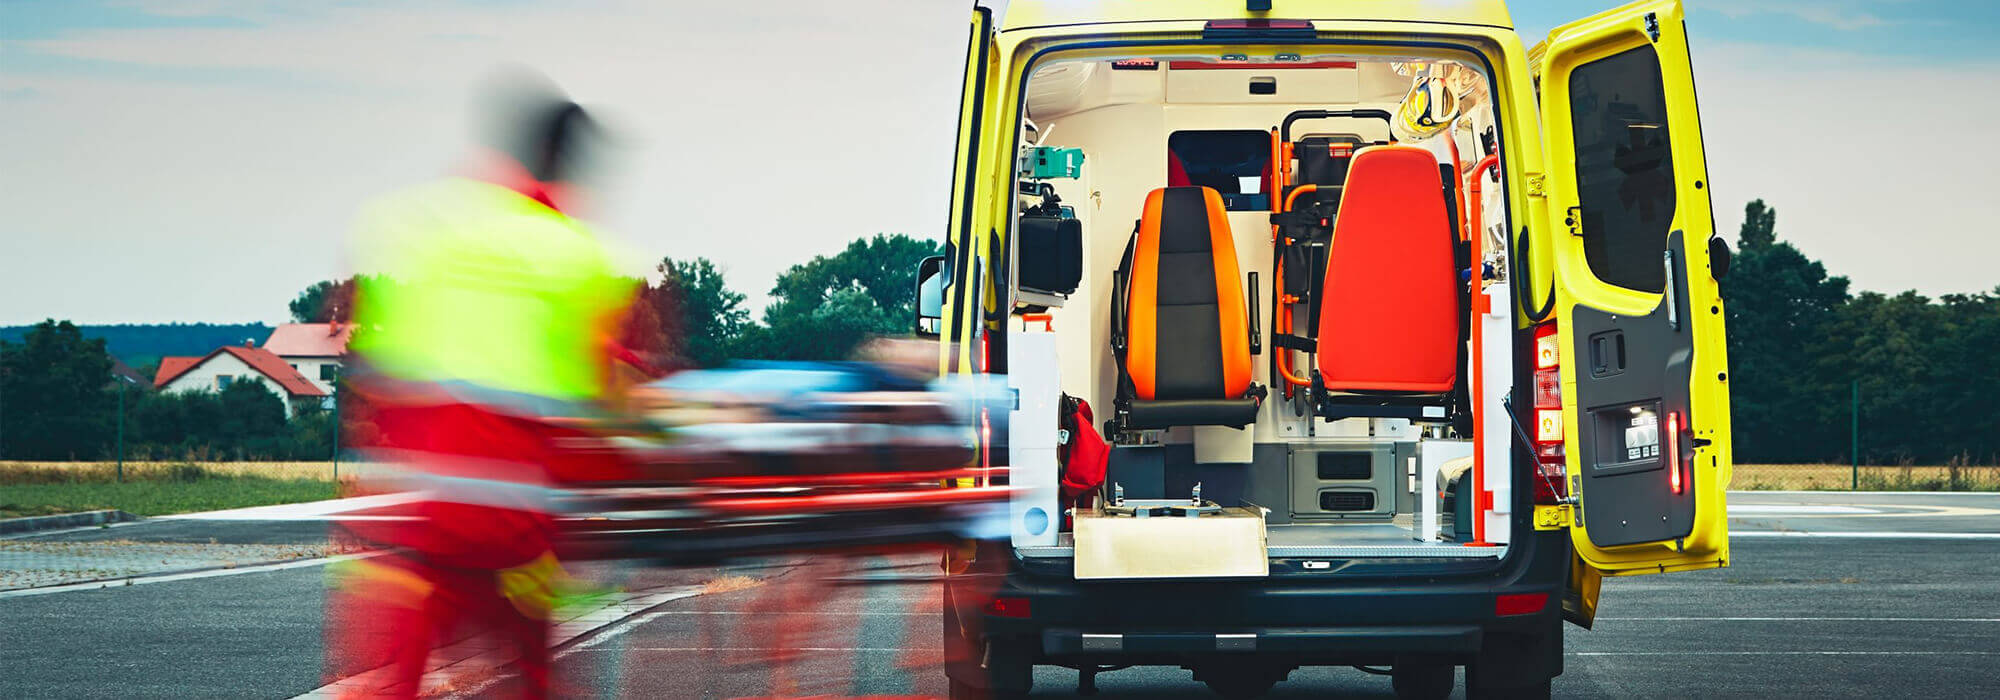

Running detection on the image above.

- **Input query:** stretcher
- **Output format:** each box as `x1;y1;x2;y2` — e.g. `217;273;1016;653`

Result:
551;362;1014;563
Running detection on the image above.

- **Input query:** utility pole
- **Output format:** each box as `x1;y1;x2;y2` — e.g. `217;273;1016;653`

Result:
331;380;341;486
1850;380;1859;491
116;377;127;483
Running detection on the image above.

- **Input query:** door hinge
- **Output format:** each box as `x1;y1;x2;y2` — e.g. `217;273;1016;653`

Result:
1644;12;1661;42
1533;504;1573;530
1564;205;1584;236
1525;173;1546;198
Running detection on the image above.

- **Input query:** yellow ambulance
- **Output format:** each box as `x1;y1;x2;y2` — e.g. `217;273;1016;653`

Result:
916;1;1733;697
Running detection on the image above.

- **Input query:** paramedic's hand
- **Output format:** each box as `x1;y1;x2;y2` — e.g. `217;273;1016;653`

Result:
496;551;564;620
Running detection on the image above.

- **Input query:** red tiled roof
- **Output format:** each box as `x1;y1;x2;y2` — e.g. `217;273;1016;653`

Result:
154;357;201;389
153;346;328;397
262;323;353;358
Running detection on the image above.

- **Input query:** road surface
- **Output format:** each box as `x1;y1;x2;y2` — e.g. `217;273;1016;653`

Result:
2;491;1996;698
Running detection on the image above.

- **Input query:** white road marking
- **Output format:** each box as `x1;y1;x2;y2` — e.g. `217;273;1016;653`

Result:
1570;651;2000;656
1728;504;1876;515
1597;617;2000;622
159;491;423;520
296;584;706;699
1733;530;2000;539
1730;503;2000;519
0;552;370;599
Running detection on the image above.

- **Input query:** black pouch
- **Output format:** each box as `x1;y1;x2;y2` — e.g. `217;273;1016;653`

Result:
1018;213;1083;296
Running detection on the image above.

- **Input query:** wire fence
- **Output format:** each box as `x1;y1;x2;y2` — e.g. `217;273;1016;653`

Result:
1733;463;2000;492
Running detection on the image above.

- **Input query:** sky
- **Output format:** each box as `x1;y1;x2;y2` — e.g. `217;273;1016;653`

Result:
3;0;1997;325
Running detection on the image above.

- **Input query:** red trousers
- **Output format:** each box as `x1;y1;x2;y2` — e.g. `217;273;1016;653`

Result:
333;401;567;697
328;552;550;699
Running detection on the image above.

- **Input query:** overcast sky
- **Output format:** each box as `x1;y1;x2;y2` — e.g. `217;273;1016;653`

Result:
4;0;1996;325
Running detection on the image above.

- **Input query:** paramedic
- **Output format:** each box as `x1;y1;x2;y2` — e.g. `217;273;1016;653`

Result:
328;76;634;698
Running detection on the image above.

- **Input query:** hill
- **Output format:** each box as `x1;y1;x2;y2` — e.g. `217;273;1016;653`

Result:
0;322;274;370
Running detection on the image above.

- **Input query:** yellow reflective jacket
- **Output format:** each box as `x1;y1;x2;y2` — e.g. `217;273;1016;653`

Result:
350;178;634;405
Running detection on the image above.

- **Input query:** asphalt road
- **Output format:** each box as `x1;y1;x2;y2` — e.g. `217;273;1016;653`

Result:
2;492;1996;699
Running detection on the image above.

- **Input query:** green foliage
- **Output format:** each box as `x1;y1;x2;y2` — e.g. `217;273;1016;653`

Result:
742;234;942;361
632;257;751;369
1722;200;2000;464
0;320;115;459
289;277;358;323
122;384;329;461
619;235;940;366
1718;200;1850;462
0;470;336;518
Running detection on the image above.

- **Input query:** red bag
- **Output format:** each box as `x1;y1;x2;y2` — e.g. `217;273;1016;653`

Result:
1058;396;1109;504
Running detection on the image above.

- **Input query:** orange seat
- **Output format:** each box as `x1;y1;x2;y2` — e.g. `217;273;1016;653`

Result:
1114;186;1260;430
1315;146;1460;395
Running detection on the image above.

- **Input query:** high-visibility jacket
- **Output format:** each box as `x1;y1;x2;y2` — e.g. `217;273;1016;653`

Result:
344;177;636;568
350;177;634;410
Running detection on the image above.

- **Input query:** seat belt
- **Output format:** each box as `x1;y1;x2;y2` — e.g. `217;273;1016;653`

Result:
1109;222;1140;434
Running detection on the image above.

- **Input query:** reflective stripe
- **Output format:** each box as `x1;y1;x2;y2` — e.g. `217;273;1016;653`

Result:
355;448;576;512
352;373;604;421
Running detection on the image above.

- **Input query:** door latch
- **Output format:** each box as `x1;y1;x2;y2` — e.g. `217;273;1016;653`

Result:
1565;206;1584;237
1644;12;1660;42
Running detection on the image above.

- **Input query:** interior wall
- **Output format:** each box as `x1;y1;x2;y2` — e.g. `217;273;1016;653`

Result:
1024;59;1501;446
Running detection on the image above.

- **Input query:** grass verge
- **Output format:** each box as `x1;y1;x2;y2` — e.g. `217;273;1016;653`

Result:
0;463;338;518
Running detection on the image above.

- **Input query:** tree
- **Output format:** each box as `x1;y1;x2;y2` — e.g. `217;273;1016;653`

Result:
290;277;361;323
216;380;288;446
746;234;942;361
1717;200;1851;463
0;320;115;459
650;258;750;368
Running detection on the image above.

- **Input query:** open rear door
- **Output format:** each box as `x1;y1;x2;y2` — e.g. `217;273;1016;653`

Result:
1536;0;1732;597
939;6;1000;378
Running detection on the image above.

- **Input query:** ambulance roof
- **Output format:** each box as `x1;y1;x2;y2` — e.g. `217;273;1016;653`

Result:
1000;0;1515;33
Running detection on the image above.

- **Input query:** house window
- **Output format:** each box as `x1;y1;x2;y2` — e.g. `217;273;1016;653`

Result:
320;364;338;381
216;375;234;389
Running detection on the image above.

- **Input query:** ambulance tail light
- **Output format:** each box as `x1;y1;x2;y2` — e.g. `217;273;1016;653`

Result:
1532;322;1569;505
1667;410;1684;495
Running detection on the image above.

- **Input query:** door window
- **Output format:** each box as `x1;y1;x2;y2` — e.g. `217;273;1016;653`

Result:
1567;45;1675;294
1167;130;1272;211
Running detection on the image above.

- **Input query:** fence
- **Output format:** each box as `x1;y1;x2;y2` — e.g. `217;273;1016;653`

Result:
1733;463;2000;492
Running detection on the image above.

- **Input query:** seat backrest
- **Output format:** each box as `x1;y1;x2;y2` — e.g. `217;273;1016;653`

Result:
1315;145;1459;393
1125;187;1252;401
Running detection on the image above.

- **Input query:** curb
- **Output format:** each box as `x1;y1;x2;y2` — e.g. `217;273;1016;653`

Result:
0;510;140;536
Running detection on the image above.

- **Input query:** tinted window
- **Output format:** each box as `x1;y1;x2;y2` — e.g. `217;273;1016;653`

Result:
1568;45;1675;293
1167;130;1270;211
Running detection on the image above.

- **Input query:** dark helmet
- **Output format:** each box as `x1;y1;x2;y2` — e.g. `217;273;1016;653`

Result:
476;71;601;184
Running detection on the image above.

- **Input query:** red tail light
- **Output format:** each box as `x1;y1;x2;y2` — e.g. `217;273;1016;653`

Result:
1495;592;1549;617
1666;411;1683;494
985;596;1032;619
1531;323;1569;505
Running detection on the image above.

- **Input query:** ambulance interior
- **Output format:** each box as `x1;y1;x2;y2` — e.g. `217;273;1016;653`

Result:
1003;53;1521;561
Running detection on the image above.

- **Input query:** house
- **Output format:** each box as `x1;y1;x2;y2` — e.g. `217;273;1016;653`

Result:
153;343;328;418
108;356;150;389
261;322;353;395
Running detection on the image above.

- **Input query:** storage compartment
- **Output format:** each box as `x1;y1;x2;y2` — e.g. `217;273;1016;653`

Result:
1288;443;1398;520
